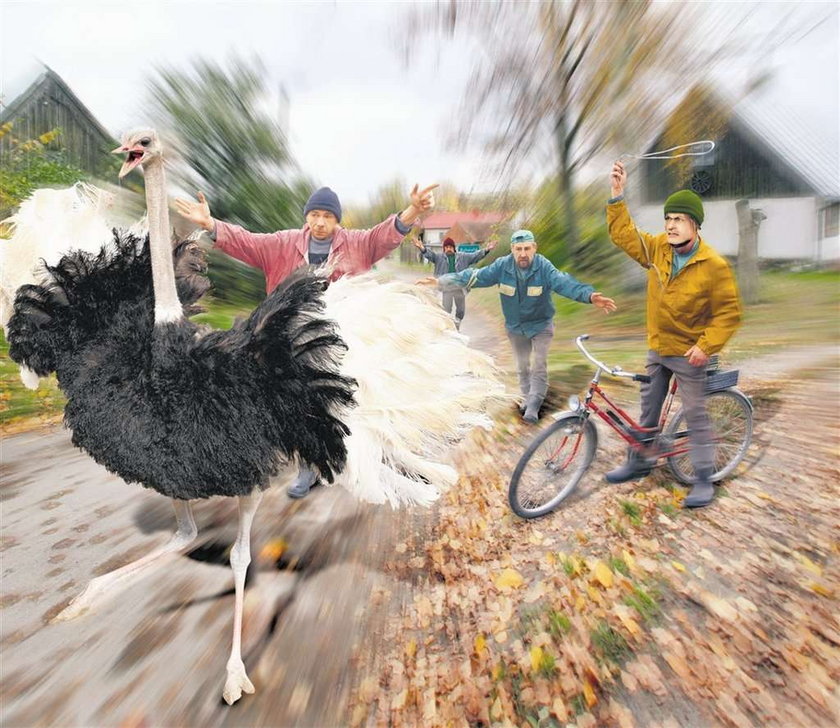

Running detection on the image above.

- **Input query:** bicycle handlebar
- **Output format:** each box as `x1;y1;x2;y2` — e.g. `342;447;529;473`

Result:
575;335;650;383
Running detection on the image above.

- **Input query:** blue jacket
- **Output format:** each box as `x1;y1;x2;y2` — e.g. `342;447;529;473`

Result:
440;254;594;338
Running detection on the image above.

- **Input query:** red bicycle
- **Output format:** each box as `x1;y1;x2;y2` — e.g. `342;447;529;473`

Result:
508;335;753;518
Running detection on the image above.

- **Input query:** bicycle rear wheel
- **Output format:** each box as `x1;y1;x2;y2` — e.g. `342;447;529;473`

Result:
508;413;597;518
665;388;753;485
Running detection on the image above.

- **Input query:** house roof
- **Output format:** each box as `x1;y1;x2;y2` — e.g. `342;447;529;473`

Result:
652;85;839;200
728;91;839;199
0;64;114;143
453;221;497;240
420;211;509;230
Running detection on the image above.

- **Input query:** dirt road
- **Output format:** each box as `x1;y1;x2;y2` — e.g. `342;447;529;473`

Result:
2;270;837;727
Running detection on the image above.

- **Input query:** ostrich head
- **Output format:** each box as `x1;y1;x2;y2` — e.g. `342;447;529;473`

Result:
113;129;162;178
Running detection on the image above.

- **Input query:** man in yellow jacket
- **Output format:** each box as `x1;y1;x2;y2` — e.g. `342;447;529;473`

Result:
605;161;741;508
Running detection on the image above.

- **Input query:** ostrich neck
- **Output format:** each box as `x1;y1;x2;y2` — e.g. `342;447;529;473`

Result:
144;159;182;324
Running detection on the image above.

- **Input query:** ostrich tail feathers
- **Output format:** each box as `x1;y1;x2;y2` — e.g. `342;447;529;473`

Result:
323;274;510;507
201;267;356;483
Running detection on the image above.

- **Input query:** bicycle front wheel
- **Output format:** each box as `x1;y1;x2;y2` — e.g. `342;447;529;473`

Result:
665;388;753;485
508;413;597;519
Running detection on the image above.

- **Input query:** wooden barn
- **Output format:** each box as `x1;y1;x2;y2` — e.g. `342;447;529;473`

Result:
0;65;115;176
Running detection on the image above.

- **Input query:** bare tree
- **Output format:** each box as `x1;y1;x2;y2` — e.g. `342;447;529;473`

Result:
408;0;740;246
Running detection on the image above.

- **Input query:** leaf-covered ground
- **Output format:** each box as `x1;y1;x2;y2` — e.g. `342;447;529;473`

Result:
349;340;838;727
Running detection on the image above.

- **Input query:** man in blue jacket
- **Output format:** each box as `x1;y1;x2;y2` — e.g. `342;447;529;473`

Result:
436;229;616;423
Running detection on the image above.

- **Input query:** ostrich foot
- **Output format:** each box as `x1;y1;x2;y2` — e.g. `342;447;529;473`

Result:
223;660;255;705
52;579;109;622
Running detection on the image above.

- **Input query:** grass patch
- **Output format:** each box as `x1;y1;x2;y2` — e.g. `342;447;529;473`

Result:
547;609;572;638
658;501;680;518
609;556;631;576
619;499;642;526
624;583;661;621
590;620;630;664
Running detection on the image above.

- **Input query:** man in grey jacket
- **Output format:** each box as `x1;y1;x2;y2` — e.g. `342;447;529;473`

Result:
413;236;497;329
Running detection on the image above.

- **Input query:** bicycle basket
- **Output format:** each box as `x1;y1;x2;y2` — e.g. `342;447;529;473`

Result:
705;369;739;393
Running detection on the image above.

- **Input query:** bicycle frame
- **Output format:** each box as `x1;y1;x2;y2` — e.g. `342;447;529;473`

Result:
559;335;692;462
577;376;689;461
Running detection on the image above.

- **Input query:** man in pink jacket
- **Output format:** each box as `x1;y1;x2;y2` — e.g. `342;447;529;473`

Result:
176;183;437;497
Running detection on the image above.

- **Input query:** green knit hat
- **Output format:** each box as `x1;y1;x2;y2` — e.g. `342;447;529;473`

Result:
664;189;704;226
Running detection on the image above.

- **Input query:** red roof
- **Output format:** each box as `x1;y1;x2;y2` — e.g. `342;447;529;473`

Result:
420;211;508;230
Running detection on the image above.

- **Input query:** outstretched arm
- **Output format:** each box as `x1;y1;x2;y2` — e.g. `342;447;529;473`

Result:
412;238;441;264
606;162;660;268
356;183;440;266
438;257;506;290
175;191;281;271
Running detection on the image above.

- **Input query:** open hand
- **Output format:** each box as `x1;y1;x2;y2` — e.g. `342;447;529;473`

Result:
610;161;626;199
590;292;617;314
415;276;439;288
175;191;214;232
411;237;425;250
684;344;709;367
486;237;498;251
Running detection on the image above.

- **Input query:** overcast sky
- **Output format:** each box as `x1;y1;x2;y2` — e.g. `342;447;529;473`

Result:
1;1;837;207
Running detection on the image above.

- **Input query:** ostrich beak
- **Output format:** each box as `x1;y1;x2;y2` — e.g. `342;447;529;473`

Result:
114;144;146;179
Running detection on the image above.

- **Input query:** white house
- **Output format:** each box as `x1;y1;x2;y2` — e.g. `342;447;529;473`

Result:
629;87;839;264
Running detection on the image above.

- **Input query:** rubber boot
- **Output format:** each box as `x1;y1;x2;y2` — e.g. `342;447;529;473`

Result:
522;394;543;424
455;317;463;331
604;448;654;484
287;467;318;499
683;468;715;508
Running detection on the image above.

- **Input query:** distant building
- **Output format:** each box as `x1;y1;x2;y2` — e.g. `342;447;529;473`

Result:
0;65;115;175
631;86;839;264
419;211;510;252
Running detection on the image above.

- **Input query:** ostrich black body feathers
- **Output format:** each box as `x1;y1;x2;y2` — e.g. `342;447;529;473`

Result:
7;231;356;499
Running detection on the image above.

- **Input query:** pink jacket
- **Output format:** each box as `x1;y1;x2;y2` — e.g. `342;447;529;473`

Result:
213;215;406;292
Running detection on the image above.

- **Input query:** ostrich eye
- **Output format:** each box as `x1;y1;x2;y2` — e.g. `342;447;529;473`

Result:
140;138;151;147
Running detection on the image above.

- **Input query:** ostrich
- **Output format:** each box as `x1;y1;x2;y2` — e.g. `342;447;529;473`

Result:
8;129;506;705
8;129;356;704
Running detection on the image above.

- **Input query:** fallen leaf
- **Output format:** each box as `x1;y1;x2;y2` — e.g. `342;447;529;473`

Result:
474;634;487;655
593;561;614;588
530;646;544;672
794;553;822;576
494;567;524;591
405;639;417;658
671;560;686;572
551;697;568;721
258;538;287;562
582;679;597;707
809;582;834;597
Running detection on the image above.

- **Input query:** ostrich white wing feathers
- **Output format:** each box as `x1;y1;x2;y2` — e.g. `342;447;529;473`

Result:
1;184;116;389
1;183;114;330
323;273;507;507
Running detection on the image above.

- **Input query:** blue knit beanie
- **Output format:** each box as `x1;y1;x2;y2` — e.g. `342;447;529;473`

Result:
304;187;342;222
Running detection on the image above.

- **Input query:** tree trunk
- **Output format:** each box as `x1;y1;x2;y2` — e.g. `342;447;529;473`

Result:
736;199;764;305
555;116;580;258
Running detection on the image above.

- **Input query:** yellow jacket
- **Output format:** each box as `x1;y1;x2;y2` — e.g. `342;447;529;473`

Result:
607;200;741;356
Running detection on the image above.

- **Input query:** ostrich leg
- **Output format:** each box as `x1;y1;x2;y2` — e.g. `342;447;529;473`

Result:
53;499;198;621
223;490;263;705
